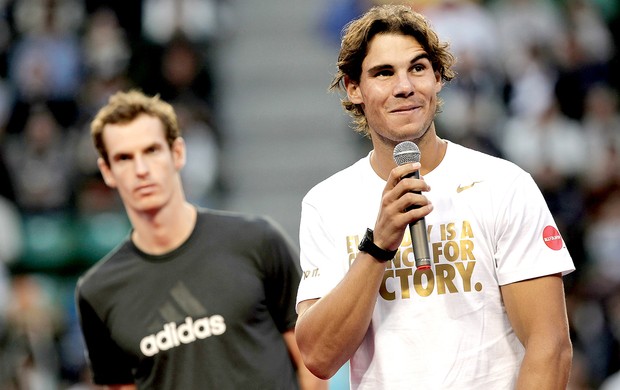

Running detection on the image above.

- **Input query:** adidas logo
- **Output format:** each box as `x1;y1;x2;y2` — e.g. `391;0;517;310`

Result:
140;315;227;357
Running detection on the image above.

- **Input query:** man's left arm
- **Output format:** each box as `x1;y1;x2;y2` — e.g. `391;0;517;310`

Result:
501;273;573;389
283;329;329;390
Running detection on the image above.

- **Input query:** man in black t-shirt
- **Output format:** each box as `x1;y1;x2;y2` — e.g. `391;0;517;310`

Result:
75;90;326;390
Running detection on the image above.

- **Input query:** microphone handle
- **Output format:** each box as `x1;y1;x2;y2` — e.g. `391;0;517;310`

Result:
405;171;431;270
410;218;431;269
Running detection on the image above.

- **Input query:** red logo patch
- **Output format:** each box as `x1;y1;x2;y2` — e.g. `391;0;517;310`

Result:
542;226;563;250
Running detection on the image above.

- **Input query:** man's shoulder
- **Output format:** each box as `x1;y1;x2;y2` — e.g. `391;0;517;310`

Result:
76;239;133;296
197;208;275;229
449;141;507;164
303;155;371;201
448;141;527;179
196;208;287;242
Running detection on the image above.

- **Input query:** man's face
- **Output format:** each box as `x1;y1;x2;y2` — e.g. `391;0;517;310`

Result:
98;113;185;214
346;33;443;144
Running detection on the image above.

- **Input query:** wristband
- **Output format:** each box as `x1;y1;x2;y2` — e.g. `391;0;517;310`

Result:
358;228;397;262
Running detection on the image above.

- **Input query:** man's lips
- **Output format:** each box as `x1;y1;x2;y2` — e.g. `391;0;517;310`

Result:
390;104;419;113
135;183;157;194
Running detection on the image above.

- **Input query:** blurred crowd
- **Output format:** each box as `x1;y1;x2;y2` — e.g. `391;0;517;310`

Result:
0;0;618;388
0;0;229;388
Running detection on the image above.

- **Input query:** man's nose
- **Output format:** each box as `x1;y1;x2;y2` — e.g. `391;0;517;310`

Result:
394;73;415;97
134;155;149;176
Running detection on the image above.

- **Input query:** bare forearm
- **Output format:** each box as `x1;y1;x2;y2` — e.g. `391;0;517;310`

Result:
516;337;573;390
502;275;573;390
296;253;386;379
297;368;329;390
282;329;328;389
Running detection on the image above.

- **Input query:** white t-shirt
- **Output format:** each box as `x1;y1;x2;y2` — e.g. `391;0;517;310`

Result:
296;141;575;390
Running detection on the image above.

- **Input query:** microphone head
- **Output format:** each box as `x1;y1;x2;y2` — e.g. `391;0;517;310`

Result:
393;141;421;166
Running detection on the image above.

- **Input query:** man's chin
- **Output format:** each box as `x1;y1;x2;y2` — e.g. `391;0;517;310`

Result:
134;200;165;215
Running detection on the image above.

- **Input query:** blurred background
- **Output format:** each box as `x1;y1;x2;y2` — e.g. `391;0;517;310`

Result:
0;0;618;388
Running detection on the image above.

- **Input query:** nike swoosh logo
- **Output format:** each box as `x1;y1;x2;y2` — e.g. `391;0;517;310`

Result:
456;181;483;193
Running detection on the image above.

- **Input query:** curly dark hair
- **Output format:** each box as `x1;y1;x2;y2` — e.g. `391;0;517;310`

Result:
330;4;457;136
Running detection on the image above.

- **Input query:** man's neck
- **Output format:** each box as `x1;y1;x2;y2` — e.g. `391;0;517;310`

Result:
370;134;447;180
417;135;447;176
129;202;198;255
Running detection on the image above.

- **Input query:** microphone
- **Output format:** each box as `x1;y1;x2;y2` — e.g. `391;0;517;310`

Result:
393;141;431;270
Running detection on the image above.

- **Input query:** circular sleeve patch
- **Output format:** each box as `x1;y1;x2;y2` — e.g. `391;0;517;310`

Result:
542;226;563;250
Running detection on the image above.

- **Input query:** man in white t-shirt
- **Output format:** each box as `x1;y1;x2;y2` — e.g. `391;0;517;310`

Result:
295;5;575;390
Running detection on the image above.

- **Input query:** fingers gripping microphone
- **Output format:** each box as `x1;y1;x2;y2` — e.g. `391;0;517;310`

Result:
393;141;432;270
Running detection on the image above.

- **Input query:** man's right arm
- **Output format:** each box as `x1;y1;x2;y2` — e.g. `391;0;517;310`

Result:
295;251;390;379
295;162;432;379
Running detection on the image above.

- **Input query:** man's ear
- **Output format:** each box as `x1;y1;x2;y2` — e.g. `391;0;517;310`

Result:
172;137;186;171
435;71;443;94
344;76;363;104
97;157;116;188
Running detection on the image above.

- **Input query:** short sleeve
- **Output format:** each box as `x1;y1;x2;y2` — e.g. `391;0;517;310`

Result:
493;171;575;285
296;198;352;309
75;284;135;385
260;218;301;333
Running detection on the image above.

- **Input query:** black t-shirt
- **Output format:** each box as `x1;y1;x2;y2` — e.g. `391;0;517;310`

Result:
76;209;301;389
